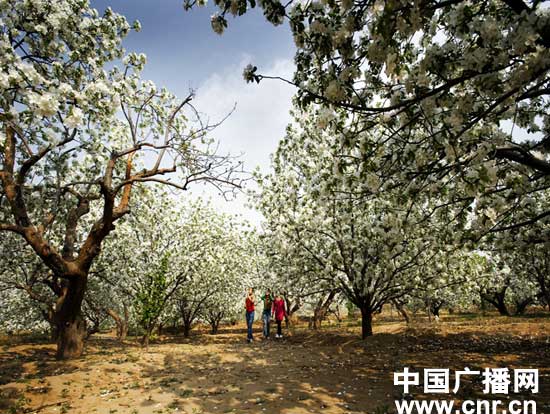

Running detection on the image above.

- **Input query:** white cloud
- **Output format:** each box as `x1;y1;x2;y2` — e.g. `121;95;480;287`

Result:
186;56;296;225
195;57;295;172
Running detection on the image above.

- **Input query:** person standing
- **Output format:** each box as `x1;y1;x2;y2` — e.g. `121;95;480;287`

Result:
260;289;274;339
245;287;255;343
272;294;286;339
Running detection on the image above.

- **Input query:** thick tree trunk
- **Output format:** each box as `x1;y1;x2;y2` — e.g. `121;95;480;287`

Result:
50;323;59;342
514;298;532;316
360;306;373;339
210;320;219;334
496;301;510;316
183;320;192;338
483;295;510;316
56;315;87;359
1;125;131;360
482;292;510;316
53;275;87;360
495;300;509;316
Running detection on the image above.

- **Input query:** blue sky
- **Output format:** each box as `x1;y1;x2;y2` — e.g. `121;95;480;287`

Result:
90;0;297;223
91;1;294;88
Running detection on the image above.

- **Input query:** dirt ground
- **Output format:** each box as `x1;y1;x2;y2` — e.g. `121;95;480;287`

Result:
1;314;549;414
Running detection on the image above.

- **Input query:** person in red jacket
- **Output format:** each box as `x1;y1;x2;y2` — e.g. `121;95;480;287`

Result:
271;294;286;339
245;287;255;343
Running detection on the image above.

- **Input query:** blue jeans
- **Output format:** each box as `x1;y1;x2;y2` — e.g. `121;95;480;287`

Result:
246;311;254;340
262;310;271;338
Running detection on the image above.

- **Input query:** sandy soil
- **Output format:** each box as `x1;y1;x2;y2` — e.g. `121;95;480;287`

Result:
1;314;549;414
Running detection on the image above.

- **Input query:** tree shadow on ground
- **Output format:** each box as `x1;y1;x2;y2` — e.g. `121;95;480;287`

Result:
132;326;550;413
0;317;549;414
0;386;25;413
0;344;65;385
136;334;395;414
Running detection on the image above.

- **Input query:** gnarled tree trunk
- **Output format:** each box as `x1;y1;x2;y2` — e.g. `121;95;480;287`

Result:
182;319;192;338
311;290;337;329
514;297;533;316
360;306;373;338
107;307;129;342
53;275;88;359
481;290;510;316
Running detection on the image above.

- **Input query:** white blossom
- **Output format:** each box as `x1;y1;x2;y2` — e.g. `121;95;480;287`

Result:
65;107;84;129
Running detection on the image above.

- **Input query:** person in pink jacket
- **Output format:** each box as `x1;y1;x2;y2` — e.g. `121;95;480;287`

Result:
271;294;286;339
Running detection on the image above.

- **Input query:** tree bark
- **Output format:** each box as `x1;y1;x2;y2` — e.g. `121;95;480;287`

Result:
56;315;87;359
392;299;410;324
53;275;88;359
207;310;223;334
141;333;150;348
311;290;337;330
183;321;192;338
284;296;301;329
514;298;532;316
482;291;510;316
49;322;59;342
106;308;128;341
360;306;373;338
495;300;510;316
178;298;202;338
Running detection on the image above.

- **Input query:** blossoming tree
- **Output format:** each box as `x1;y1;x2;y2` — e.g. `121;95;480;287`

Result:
173;205;256;337
195;0;550;245
255;109;454;338
0;0;243;359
